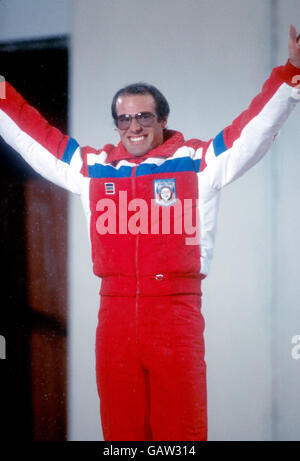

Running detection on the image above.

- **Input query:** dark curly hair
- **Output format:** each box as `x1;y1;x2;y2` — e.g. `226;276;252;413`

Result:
111;82;170;125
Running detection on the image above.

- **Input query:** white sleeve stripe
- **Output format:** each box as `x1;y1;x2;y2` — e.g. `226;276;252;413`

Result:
206;82;299;189
70;146;83;172
0;109;83;194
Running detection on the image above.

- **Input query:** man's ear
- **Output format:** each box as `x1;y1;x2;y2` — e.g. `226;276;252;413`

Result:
161;117;168;129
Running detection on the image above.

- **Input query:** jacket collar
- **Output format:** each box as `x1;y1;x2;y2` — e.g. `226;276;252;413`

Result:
106;130;185;164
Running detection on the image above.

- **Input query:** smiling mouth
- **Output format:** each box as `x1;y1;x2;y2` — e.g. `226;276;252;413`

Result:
128;135;147;143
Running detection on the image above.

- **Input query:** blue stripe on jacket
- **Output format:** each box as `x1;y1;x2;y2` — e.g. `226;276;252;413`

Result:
213;130;227;156
61;137;79;164
87;156;201;178
136;157;200;176
88;164;133;178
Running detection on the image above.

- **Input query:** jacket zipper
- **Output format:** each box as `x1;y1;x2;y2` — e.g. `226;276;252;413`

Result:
131;165;139;344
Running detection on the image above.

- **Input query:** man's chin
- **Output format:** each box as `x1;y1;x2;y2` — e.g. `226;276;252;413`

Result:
129;150;149;157
125;144;150;157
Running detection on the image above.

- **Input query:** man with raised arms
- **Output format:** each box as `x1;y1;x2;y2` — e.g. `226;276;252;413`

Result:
0;25;299;441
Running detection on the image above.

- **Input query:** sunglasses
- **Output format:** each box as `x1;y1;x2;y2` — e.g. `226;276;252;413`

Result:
115;111;156;130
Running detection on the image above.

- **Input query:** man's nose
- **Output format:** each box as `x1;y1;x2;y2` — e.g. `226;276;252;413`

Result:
130;117;142;132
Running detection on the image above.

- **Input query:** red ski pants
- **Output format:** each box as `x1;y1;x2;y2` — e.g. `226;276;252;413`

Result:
95;293;207;441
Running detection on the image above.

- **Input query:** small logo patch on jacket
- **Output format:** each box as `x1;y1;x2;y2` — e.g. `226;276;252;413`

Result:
154;178;177;206
105;182;115;194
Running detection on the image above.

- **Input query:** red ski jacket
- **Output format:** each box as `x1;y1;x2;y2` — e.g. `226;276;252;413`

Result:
0;61;299;295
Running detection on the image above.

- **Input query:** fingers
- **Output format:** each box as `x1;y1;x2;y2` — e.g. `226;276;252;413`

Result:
290;24;300;44
290;24;297;42
289;24;300;67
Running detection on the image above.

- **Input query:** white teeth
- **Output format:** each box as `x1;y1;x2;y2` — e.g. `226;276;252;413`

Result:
130;136;146;142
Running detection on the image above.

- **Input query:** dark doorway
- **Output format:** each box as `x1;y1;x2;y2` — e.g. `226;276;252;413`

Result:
0;37;69;441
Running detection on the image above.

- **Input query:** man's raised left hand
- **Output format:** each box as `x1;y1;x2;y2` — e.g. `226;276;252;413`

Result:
289;24;300;68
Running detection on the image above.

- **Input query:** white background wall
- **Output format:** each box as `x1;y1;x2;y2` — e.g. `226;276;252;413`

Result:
0;0;71;41
1;0;300;442
70;0;300;441
274;0;300;441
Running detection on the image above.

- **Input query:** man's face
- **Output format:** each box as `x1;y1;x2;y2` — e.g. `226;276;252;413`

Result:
115;93;167;157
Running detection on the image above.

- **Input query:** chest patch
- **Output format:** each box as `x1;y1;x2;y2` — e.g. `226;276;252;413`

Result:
105;182;115;194
154;178;177;206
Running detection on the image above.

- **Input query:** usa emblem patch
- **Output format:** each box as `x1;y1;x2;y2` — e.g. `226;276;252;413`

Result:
105;182;115;194
154;178;177;206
